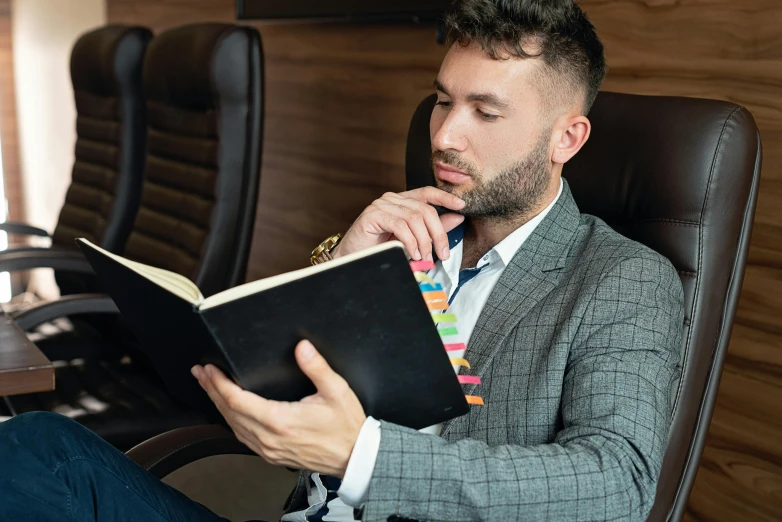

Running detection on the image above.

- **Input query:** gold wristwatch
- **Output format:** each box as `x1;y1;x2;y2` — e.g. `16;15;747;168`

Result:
310;233;343;265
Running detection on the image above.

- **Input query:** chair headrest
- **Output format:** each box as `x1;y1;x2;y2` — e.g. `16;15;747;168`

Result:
70;25;153;97
125;23;263;297
143;23;258;112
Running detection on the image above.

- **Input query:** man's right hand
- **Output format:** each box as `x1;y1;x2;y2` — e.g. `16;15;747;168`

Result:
333;187;466;262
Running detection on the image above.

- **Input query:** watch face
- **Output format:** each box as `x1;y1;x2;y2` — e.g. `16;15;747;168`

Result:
311;234;342;265
325;234;341;249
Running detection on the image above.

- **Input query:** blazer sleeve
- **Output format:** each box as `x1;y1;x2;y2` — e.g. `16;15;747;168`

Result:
362;254;685;522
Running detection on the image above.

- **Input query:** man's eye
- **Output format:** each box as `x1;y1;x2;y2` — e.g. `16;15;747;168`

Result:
435;100;452;108
478;110;499;121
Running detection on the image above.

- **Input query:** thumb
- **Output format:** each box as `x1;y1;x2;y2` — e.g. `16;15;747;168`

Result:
440;212;465;233
295;340;345;398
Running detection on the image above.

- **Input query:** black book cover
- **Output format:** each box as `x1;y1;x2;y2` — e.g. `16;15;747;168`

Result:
77;240;469;430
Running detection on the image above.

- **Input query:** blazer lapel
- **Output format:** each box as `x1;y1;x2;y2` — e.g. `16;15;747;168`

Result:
440;180;582;437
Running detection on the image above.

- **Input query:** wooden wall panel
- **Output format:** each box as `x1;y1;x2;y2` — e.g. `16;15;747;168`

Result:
108;0;782;520
107;0;445;280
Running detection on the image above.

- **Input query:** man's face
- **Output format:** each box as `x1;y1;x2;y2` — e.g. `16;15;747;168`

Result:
430;42;554;218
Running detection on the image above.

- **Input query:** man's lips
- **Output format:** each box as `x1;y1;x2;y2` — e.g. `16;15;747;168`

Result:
434;162;471;184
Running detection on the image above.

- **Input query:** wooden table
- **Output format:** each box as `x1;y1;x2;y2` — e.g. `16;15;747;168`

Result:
0;311;54;396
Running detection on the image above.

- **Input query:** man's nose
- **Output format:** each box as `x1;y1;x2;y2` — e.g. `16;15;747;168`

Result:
432;112;467;152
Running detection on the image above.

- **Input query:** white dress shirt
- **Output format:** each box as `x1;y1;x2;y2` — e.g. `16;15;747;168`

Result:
287;180;564;520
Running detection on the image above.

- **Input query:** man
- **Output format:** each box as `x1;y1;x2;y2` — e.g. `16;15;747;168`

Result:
0;0;683;521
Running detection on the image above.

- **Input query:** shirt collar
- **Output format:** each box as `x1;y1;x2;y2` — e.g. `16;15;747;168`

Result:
444;178;564;269
492;178;564;265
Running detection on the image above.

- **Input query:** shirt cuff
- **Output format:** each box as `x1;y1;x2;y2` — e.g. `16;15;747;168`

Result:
337;416;382;508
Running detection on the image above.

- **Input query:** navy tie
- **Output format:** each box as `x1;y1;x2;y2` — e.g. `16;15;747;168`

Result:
442;224;488;305
448;264;487;305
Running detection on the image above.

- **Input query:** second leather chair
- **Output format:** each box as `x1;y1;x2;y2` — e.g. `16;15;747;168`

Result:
0;25;151;299
5;23;265;451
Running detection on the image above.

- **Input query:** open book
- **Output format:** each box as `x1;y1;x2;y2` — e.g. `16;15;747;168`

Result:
76;238;469;430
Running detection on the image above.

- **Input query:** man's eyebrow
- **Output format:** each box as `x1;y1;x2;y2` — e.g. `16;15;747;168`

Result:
467;92;510;109
433;79;510;109
433;79;449;95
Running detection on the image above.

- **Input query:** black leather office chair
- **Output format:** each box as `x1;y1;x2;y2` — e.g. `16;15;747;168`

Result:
0;25;151;296
125;92;760;522
6;23;264;452
407;92;762;521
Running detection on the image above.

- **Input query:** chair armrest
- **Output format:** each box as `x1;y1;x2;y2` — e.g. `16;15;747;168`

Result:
13;294;119;331
1;245;54;255
125;424;255;479
0;249;94;274
0;221;50;238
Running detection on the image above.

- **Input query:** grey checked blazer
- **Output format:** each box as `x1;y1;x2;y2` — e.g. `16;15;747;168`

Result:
285;180;684;522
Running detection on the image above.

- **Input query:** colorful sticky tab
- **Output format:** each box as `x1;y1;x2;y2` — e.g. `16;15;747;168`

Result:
414;272;436;285
458;375;482;385
412;270;482;406
426;301;450;312
409;260;435;272
449;358;471;369
432;313;457;324
423;291;448;302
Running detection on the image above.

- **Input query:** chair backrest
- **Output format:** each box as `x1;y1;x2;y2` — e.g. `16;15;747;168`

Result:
405;92;761;521
52;25;152;295
123;23;264;297
53;25;152;253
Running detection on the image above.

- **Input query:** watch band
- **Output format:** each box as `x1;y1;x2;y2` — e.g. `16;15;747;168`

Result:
310;233;343;265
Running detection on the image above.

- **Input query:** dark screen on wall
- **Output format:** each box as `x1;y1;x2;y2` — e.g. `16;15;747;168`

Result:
236;0;451;21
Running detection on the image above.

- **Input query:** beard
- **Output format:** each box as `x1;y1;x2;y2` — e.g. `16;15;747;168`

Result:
431;133;552;219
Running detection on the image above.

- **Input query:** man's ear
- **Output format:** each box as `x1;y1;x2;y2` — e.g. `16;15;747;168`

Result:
551;115;591;165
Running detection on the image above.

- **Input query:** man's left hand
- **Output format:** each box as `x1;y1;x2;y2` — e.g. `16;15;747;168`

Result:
191;340;366;478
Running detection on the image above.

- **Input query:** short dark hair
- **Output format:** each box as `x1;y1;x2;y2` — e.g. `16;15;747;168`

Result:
445;0;606;114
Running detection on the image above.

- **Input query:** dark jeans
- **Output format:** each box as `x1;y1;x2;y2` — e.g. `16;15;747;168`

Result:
0;411;235;522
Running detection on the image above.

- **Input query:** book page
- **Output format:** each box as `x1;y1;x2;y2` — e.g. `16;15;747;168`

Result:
77;239;204;304
199;241;406;310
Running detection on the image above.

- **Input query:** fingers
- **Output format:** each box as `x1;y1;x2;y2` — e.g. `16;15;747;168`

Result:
192;365;227;412
440;212;466;234
404;186;466;211
294;340;348;400
193;364;270;418
191;365;280;461
337;187;465;259
369;203;432;261
370;209;424;260
378;195;455;261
